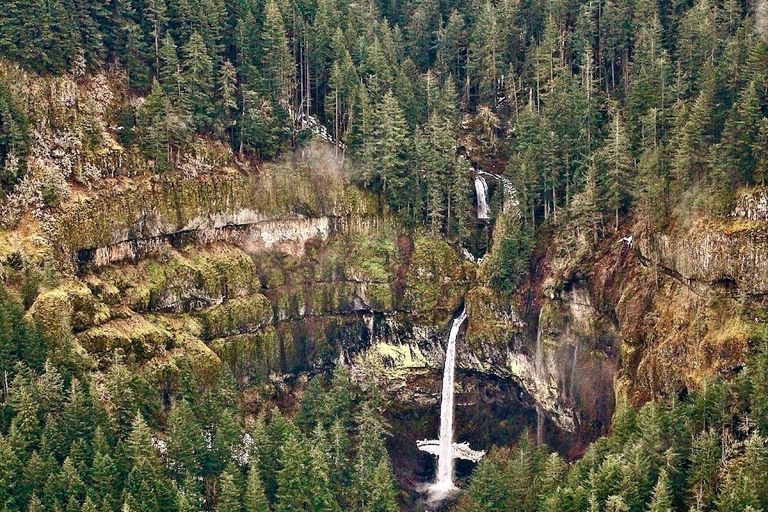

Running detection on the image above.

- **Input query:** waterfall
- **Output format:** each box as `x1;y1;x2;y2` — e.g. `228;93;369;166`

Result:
570;342;579;400
435;309;467;491
535;309;544;445
417;308;484;499
474;176;490;220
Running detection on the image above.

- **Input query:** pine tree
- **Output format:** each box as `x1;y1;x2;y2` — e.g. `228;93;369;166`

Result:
159;34;183;105
721;79;765;185
140;79;172;172
27;494;43;512
121;17;152;91
166;400;203;480
435;10;465;85
127;413;160;472
80;496;98;512
648;468;673;512
0;434;19;510
363;91;412;213
182;32;214;131
9;384;42;455
145;0;168;70
297;376;327;433
217;469;242;512
216;60;238;141
327;365;353;429
244;462;269;512
597;102;635;231
261;0;293;105
91;451;119;511
275;433;316;512
0;79;29;192
677;0;721;94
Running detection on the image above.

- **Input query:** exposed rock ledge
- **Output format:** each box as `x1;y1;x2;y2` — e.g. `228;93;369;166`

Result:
77;215;338;270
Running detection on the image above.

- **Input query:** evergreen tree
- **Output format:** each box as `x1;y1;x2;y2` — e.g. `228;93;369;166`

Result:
0;80;29;193
166;400;203;480
159;33;183;105
244;462;269;512
597;102;635;231
217;469;243;512
275;432;337;512
216;60;238;141
261;0;293;105
648;468;673;512
361;91;412;214
182;32;214;131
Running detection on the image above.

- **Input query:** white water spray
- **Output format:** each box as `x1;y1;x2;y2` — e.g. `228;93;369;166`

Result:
417;308;484;499
535;309;544;445
474;176;490;220
436;309;467;490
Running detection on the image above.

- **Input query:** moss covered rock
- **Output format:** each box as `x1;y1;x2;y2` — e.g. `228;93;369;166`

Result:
404;234;476;324
77;316;173;360
200;294;273;340
210;327;280;382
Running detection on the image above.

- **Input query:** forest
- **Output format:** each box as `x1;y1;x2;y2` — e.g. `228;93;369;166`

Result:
1;0;768;510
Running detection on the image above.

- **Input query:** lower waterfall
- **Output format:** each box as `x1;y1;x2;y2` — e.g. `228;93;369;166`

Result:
417;308;484;500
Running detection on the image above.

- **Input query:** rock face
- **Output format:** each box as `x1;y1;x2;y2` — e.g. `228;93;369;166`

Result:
3;65;767;460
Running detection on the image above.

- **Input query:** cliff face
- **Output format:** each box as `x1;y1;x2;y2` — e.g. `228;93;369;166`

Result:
2;67;768;462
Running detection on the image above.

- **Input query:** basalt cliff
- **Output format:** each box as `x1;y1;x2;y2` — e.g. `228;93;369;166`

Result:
2;70;768;478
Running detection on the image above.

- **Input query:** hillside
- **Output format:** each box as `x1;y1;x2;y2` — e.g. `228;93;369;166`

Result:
1;0;768;510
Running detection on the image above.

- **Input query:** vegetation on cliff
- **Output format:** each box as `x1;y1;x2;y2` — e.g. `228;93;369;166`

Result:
1;0;768;509
459;353;768;512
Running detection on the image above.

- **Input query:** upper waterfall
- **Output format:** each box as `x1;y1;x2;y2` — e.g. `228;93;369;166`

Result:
474;176;490;220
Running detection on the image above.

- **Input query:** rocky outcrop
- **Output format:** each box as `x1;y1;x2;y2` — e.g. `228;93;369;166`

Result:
6;70;767;457
732;187;768;222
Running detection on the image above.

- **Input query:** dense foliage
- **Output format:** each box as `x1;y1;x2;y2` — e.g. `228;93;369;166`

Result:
0;284;399;512
2;0;768;510
459;351;768;512
2;0;767;286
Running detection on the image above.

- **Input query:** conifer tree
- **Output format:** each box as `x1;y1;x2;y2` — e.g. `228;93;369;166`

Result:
216;60;238;141
182;32;214;131
275;432;337;512
217;469;243;512
167;400;203;479
27;494;43;512
244;462;269;512
140;79;172;172
145;0;168;69
648;469;673;512
261;0;293;105
597;102;635;231
159;34;183;104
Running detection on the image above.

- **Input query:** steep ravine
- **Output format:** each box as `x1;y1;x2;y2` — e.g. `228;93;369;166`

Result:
3;137;768;493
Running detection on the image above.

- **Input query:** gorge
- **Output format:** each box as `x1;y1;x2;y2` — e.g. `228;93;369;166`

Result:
1;0;768;506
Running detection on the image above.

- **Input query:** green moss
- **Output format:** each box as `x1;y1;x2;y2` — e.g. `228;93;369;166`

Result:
28;289;72;340
128;286;151;312
275;288;304;320
345;233;398;283
405;234;475;324
465;285;522;350
68;284;111;331
77;316;173;361
50;161;380;268
191;248;259;299
210;326;280;381
199;294;273;340
364;283;395;311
